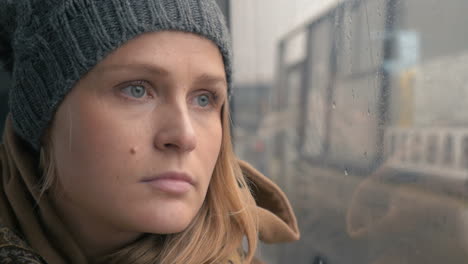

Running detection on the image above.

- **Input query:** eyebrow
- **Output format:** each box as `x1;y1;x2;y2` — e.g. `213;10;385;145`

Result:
193;74;227;89
95;63;170;76
96;63;227;91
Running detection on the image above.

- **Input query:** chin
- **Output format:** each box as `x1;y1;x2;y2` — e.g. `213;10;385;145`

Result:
157;224;191;234
146;218;194;234
135;208;198;235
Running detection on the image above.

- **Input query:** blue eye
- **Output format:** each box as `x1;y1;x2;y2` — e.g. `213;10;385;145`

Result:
122;85;147;98
197;94;211;107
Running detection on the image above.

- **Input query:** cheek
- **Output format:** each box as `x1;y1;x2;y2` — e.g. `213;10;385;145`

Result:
197;117;223;181
52;98;148;189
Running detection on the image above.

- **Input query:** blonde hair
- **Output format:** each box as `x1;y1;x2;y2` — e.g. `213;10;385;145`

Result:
39;100;259;264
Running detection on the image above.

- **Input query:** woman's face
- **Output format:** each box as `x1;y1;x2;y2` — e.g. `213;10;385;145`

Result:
50;31;226;242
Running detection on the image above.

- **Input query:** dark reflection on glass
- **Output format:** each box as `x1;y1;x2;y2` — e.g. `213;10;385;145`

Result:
443;135;454;166
410;133;422;163
400;133;408;162
426;134;438;164
389;134;396;157
462;137;468;169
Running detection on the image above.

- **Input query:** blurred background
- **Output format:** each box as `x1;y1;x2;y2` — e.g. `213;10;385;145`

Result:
229;0;468;263
2;0;468;263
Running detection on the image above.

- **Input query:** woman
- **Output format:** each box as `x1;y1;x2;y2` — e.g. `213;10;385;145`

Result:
0;0;299;263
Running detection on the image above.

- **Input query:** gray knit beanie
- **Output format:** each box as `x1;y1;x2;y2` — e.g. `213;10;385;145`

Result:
0;0;232;150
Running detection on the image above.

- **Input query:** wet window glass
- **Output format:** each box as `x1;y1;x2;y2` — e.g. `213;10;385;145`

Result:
443;134;454;165
232;0;468;263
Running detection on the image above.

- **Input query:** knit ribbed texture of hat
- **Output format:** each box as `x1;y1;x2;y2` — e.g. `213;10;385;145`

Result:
0;0;232;150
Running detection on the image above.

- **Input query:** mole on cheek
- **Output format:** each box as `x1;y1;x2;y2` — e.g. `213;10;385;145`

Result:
130;147;137;155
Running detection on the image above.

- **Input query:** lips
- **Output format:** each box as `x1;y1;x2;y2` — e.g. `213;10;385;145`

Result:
142;172;195;194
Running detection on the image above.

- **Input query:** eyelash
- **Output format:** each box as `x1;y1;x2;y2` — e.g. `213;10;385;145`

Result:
194;90;221;110
119;80;154;101
118;80;223;108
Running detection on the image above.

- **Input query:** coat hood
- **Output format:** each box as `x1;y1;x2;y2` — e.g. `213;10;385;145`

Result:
238;160;300;243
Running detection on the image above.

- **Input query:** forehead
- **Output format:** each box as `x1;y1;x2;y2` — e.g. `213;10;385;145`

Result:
95;31;225;72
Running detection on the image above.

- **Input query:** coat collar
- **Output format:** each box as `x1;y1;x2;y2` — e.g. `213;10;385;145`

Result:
238;159;300;243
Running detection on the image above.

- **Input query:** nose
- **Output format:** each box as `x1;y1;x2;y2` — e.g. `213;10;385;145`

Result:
153;104;197;153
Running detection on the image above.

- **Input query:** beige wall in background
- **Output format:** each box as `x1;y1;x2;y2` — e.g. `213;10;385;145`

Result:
231;0;336;85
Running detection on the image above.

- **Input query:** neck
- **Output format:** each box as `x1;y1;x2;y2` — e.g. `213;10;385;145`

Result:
50;190;142;259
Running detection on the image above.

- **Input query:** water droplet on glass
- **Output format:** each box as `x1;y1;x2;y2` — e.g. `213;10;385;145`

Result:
332;101;336;109
367;107;371;116
344;169;349;176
